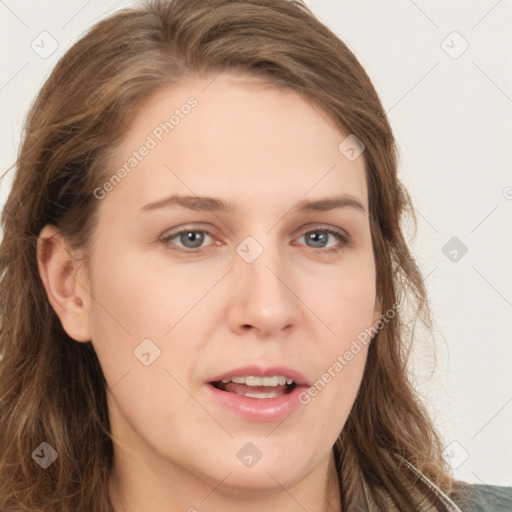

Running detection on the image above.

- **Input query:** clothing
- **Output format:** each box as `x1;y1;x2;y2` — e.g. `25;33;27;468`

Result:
359;459;512;511
449;483;512;511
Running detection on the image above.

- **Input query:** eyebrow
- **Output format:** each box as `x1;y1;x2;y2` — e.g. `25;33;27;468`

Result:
141;194;366;214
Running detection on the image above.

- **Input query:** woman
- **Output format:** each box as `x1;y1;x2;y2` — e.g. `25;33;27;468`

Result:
0;0;510;510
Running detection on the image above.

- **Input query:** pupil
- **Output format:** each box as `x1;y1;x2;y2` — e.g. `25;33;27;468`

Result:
182;231;203;248
309;232;326;247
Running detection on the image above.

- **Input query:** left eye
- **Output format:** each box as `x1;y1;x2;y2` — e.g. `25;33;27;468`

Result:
161;227;349;254
163;230;213;250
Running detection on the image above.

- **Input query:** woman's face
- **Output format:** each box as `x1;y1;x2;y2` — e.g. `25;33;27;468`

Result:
81;73;381;495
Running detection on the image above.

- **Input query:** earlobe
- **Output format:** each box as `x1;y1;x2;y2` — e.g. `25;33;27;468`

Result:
37;225;91;342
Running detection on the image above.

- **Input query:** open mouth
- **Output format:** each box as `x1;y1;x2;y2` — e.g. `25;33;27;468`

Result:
205;369;308;421
209;375;297;399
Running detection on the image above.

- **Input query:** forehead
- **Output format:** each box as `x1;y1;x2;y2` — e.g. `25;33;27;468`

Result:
102;73;368;217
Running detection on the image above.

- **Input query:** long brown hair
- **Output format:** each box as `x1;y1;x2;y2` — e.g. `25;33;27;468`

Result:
0;0;458;510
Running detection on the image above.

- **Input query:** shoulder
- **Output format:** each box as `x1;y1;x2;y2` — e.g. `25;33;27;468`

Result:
449;481;512;511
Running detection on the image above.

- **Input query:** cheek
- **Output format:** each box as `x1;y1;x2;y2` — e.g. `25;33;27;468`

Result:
312;253;377;343
86;245;218;410
86;253;203;446
88;249;206;341
302;256;376;421
303;322;370;443
85;250;170;388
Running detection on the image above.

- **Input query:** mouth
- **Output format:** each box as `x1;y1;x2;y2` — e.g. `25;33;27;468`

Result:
204;365;310;422
209;375;298;399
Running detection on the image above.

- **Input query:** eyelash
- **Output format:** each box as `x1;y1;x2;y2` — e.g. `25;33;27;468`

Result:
160;226;351;255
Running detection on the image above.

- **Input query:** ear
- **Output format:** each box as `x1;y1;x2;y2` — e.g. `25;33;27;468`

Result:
37;225;92;342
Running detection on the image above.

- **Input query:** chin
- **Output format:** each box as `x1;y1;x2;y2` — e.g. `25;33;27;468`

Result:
210;462;308;495
202;440;318;492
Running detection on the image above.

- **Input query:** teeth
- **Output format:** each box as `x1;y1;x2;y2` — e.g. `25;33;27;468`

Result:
220;375;295;387
239;391;283;398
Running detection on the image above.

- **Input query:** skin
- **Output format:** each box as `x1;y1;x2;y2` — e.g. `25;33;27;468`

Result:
37;72;382;512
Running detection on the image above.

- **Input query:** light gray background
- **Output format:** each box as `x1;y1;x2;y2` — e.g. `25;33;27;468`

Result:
1;0;511;486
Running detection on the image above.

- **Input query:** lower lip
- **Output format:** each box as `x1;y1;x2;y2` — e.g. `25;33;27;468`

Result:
204;383;308;422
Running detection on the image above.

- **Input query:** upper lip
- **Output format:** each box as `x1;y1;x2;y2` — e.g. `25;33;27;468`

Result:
207;365;311;386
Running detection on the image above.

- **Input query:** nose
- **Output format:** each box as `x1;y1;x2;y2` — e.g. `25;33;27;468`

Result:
226;242;302;338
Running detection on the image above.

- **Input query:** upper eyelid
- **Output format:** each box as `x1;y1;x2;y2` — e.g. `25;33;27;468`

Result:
161;222;349;237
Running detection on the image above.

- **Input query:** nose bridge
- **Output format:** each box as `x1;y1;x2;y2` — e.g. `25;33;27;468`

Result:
231;232;300;335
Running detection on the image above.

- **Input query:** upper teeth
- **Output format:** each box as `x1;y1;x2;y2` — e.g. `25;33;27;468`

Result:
221;375;294;386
